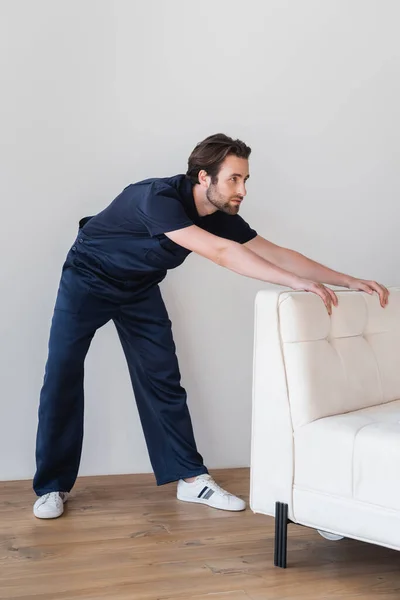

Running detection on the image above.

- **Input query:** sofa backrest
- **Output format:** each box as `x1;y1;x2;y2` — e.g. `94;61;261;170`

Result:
278;288;400;429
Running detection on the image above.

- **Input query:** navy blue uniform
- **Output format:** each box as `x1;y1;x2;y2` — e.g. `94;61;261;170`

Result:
33;175;257;494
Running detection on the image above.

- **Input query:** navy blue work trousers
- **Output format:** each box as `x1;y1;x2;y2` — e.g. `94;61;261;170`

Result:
33;263;208;496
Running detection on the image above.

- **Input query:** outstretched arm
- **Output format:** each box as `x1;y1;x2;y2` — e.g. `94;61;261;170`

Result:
245;235;389;307
164;225;338;314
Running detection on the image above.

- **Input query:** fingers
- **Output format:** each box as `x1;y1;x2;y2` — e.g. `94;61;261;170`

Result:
316;285;332;315
368;281;390;307
327;287;338;306
352;279;390;307
378;286;386;307
379;283;389;307
307;283;334;315
319;284;337;315
383;285;390;305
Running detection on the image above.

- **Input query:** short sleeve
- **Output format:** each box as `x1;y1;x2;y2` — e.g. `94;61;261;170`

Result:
204;213;258;244
137;182;194;236
229;215;258;243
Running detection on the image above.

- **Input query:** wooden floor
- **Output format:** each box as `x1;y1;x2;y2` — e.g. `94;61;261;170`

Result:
1;468;400;600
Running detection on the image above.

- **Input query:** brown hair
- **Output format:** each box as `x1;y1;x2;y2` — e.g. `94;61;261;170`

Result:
186;133;251;185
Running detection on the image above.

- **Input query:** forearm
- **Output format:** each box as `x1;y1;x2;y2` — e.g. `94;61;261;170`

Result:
218;242;300;288
276;248;352;287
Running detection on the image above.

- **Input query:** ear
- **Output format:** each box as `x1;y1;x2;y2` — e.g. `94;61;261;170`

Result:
197;169;211;189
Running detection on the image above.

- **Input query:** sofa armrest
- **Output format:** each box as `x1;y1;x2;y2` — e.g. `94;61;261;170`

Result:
250;289;295;520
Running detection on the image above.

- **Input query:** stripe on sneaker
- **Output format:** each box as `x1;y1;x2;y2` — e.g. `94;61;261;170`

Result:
203;489;215;500
198;486;208;498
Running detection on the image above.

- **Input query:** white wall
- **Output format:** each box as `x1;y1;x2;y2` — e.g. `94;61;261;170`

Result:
1;0;399;482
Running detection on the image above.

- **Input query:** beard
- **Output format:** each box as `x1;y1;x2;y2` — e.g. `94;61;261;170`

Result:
206;183;241;215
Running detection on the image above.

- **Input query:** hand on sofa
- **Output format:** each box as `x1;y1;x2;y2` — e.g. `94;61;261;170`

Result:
344;278;389;307
291;278;338;315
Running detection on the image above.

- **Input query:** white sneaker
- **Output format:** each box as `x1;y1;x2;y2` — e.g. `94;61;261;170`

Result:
177;474;246;512
33;492;69;519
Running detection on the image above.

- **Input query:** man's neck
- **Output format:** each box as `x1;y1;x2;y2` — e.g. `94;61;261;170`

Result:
192;184;218;217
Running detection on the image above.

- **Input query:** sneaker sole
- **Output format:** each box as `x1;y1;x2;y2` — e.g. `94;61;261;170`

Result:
33;510;64;519
177;495;246;512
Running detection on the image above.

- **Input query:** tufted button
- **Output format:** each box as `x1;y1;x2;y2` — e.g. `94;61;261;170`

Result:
78;239;83;243
72;246;77;252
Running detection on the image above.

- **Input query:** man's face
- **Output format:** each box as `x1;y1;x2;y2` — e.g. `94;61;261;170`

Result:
206;155;249;215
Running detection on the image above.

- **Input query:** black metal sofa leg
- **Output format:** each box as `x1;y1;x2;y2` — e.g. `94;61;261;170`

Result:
274;501;289;568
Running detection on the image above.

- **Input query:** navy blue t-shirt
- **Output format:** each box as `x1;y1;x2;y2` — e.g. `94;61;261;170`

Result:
70;174;257;284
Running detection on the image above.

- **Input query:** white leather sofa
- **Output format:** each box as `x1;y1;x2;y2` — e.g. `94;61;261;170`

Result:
250;288;400;568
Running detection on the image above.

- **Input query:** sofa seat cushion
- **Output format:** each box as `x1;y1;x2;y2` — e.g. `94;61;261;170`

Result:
294;399;400;510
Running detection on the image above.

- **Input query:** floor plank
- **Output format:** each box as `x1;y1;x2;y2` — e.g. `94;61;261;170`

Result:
1;468;399;599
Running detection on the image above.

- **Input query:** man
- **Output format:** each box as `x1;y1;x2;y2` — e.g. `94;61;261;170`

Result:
33;133;389;519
